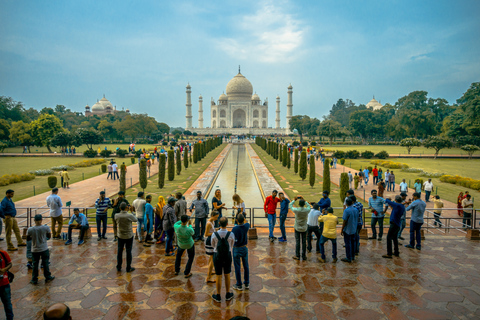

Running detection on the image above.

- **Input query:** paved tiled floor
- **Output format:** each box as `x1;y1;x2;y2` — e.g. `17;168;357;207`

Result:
4;232;480;319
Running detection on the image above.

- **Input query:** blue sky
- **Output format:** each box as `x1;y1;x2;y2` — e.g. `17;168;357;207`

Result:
1;0;479;128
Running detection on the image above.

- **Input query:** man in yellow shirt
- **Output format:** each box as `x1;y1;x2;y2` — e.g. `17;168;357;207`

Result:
432;195;444;227
317;207;338;263
61;169;70;189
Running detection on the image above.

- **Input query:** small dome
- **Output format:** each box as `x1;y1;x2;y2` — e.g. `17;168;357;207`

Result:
126;109;130;113
199;95;203;99
252;93;260;101
91;102;104;112
219;93;228;101
276;95;280;100
366;97;383;111
186;83;191;89
85;104;90;109
288;84;293;89
226;72;253;100
99;97;114;110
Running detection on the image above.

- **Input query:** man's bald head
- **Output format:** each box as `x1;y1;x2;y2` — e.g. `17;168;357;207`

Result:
44;303;71;320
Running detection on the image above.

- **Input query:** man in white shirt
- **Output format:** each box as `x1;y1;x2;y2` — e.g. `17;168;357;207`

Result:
211;217;235;303
112;162;119;180
399;179;408;194
46;188;63;240
132;192;147;241
306;204;322;253
423;179;434;202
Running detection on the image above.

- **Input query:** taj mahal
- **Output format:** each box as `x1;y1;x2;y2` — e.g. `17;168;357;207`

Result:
185;68;293;135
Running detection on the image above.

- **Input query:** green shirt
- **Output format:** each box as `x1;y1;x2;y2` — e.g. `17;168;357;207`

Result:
174;221;195;249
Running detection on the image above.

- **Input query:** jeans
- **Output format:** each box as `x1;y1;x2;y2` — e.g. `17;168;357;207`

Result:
386;181;390;191
425;191;431;202
344;233;355;261
391;182;395;192
32;250;52;282
319;236;337;260
96;214;108;238
137;218;145;241
4;216;24;249
0;284;13;320
294;230;307;258
306;225;321;252
433;213;442;227
233;246;249;286
373;176;378;185
50;216;64;238
355;225;362;254
409;221;423;248
387;223;400;256
113;171;119;180
107;172;112;179
463;212;472;229
165;228;175;253
68;225;89;241
175;245;195;275
268;213;276;238
194;217;206;240
371;217;384;238
279;213;287;239
398;219;406;238
364;176;369;185
117;237;133;270
26;240;32;261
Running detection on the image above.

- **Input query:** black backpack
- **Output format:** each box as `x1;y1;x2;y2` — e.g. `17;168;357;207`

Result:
214;231;231;258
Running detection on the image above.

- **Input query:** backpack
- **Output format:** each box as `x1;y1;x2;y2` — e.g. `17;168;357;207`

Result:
213;231;231;258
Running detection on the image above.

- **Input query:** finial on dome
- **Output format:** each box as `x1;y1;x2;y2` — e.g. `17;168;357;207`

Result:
238;65;241;73
103;94;105;98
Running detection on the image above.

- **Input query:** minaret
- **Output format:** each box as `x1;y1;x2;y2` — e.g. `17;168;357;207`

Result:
275;95;281;129
186;83;192;129
198;95;204;129
286;84;293;132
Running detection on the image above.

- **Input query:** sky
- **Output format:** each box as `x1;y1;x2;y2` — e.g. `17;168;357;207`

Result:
1;0;479;128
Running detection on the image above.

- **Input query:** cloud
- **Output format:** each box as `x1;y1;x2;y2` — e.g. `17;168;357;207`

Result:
216;0;306;63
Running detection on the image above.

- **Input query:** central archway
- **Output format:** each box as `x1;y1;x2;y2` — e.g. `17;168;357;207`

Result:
232;109;246;128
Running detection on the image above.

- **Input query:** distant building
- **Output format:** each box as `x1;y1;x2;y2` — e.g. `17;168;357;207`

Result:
85;95;130;117
366;96;383;111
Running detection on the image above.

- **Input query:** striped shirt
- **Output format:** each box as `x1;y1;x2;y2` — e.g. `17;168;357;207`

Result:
95;197;112;215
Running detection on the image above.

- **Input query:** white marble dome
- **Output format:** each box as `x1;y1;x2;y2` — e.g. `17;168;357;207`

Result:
99;97;114;110
366;97;383;111
252;93;260;101
226;72;253;100
91;101;104;112
219;93;228;101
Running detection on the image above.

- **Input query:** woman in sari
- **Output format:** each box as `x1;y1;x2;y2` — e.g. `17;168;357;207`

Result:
457;192;464;217
155;196;166;243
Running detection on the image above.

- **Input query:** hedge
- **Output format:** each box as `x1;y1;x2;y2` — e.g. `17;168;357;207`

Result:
370;160;409;169
0;173;35;186
439;175;480;191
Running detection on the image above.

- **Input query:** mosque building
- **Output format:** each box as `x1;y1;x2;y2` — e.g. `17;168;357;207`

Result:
84;95;130;117
186;68;293;135
366;96;383;111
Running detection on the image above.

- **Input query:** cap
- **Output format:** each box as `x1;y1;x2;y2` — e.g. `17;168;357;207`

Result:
167;197;177;203
34;214;43;221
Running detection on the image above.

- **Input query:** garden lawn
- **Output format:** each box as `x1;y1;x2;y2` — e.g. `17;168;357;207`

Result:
346;158;480;205
0;156;136;201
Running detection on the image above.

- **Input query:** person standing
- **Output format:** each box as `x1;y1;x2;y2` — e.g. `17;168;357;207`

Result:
378;168;383;181
27;214;55;285
358;170;364;188
174;215;195;278
350;195;363;255
378;179;386;197
212;189;226;228
388;171;396;192
354;173;360;190
163;197;178;256
94;191;111;241
1;190;26;251
289;196;311;261
46;188;63;240
174;192;188;222
457;192;464;217
400;179;408;194
413;179;422;197
132;192;146;242
348;171;353;189
107;163;113;180
385;170;391;191
144;195;155;243
372;166;379;185
155;196;166;244
112;191;130;242
61;168;70;188
363;168;369;185
462;194;473;229
64;208;89;245
382;195;405;259
115;203;137;272
278;193;290;242
318;207;338;263
264;190;281;242
211;217;235;302
189;191;210;241
112;162;119;180
423;179;433;202
306;204;322;253
397;192;410;241
432;195;444;227
341;197;358;263
368;190;386;241
232;214;250;291
0;248;13;320
205;211;220;283
405;192;426;250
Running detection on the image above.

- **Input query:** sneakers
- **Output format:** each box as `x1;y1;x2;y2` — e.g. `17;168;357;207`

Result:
416;246;421;251
97;237;102;241
126;267;135;273
26;262;33;269
65;240;72;246
18;243;27;247
113;237;118;242
212;294;221;302
78;240;84;245
382;255;393;259
102;236;108;239
341;258;351;263
318;257;325;263
244;283;249;290
405;244;415;249
165;252;175;256
185;273;193;278
278;238;287;242
292;256;300;260
45;276;55;282
225;292;234;301
233;284;243;291
332;258;338;263
30;280;38;285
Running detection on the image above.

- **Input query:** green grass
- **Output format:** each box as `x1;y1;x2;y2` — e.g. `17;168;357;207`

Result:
0;156;136;201
346;158;480;205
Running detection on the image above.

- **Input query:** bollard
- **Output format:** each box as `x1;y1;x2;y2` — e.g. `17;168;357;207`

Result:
131;178;132;187
82;173;84;180
33;185;35;196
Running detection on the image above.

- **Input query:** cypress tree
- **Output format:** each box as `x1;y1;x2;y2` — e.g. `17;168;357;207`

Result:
158;153;166;188
282;145;288;167
168;150;175;181
184;147;188;169
299;151;307;180
176;148;181;175
139;159;147;191
323;158;331;193
193;143;198;163
287;150;291;169
294;148;299;174
309;154;316;188
120;163;126;193
340;172;349;203
279;144;283;163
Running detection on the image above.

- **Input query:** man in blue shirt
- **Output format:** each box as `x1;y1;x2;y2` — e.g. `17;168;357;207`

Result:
383;196;405;258
349;195;363;255
278;193;290;242
317;191;331;214
363;168;370;185
405;192;426;250
341;197;358;263
95;191;112;241
232;214;250;291
1;190;26;251
65;208;89;245
368;190;386;240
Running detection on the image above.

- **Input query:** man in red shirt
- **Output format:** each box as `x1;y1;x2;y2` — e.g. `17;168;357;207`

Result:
0;249;13;320
373;166;379;185
264;190;281;242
